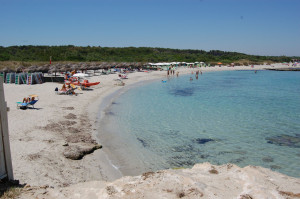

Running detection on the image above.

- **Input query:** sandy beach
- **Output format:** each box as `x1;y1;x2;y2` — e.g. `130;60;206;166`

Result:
3;64;300;198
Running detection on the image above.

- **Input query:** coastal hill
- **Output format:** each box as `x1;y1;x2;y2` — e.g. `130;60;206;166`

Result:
0;46;299;68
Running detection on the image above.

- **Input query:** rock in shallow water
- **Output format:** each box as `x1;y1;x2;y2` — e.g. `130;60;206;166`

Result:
262;156;274;163
194;138;214;144
266;134;300;148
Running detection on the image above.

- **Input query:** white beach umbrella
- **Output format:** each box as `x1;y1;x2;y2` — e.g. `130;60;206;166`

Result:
73;73;89;77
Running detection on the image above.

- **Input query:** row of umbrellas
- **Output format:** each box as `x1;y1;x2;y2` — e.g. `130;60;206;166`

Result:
0;62;147;73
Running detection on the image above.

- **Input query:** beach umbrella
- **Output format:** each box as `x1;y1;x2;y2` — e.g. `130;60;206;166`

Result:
115;63;124;68
36;66;48;73
73;73;88;77
49;64;61;76
89;63;102;72
79;63;88;71
110;62;117;68
99;62;109;69
70;64;79;71
26;65;38;72
62;64;72;72
1;67;14;73
16;66;25;73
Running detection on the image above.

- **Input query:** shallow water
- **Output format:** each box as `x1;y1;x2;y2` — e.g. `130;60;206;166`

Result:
99;70;300;177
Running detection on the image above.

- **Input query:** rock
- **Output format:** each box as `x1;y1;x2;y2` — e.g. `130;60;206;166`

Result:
64;113;77;120
266;134;300;148
240;194;253;199
65;134;96;144
262;156;274;162
63;144;102;160
59;121;77;126
62;142;69;146
194;138;214;144
42;163;300;199
40;185;49;189
24;184;31;188
68;127;81;134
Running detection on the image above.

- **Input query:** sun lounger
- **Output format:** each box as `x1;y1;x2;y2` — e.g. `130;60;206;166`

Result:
16;99;38;109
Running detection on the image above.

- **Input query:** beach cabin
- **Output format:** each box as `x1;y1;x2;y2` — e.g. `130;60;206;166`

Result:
0;77;14;180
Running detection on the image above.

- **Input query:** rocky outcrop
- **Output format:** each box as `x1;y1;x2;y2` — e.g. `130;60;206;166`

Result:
39;163;300;198
63;144;102;160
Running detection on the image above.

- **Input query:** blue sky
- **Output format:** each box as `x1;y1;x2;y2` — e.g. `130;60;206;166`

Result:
0;0;299;56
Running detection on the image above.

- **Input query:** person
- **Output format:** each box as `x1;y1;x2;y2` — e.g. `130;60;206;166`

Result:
55;87;59;94
176;71;179;77
190;77;193;81
23;97;29;103
61;84;67;91
196;74;198;79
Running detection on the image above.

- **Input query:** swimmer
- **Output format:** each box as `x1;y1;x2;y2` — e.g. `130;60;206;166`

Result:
190;77;193;81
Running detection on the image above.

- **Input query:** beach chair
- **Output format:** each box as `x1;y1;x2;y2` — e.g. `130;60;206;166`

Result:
17;95;39;109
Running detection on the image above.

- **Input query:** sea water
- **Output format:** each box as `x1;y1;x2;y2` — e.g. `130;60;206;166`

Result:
99;70;300;178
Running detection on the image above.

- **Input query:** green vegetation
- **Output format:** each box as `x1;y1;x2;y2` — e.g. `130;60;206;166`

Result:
0;45;298;65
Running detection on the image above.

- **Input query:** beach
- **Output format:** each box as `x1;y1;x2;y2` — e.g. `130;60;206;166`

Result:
3;64;300;198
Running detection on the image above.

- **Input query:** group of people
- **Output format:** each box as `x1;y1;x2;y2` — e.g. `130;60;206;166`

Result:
55;83;76;95
190;70;202;81
64;70;77;80
167;67;177;76
22;96;35;103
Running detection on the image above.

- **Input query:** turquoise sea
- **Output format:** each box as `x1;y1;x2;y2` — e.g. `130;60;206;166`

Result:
99;70;300;178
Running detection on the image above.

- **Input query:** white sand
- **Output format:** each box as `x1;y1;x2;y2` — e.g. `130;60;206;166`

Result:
3;64;300;197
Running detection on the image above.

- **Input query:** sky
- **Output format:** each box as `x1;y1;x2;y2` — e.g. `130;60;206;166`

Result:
0;0;299;56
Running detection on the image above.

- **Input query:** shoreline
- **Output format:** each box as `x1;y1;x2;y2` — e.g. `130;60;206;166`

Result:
3;64;300;188
90;64;300;180
91;72;175;179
